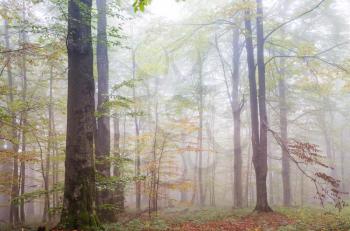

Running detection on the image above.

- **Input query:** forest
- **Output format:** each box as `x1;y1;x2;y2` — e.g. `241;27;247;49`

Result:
0;0;350;230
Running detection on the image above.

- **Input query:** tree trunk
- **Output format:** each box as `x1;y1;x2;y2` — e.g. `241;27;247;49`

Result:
231;27;243;208
245;137;251;207
255;0;271;212
150;91;159;213
95;0;113;221
279;77;291;206
340;131;345;193
43;66;54;223
180;134;188;202
180;152;188;202
59;0;100;229
19;10;27;222
5;18;20;226
243;0;272;212
51;72;59;218
132;50;141;211
113;116;124;213
0;34;11;219
197;50;205;206
268;140;274;205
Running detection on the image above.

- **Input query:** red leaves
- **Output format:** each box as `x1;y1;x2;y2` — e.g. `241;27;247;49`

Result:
289;140;330;168
169;213;294;231
314;172;340;188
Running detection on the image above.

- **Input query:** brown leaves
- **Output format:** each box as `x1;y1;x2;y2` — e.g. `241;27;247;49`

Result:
169;213;294;231
288;140;330;168
314;172;340;188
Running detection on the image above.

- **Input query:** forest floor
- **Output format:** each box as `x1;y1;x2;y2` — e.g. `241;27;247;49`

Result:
3;205;350;230
104;205;350;231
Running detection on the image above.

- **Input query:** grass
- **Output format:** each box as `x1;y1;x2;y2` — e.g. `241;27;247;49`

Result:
104;205;350;231
5;205;350;230
276;206;350;231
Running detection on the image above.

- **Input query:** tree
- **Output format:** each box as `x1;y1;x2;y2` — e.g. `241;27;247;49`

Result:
278;65;291;206
197;49;205;206
231;27;243;208
113;115;125;213
243;0;272;212
59;0;100;228
95;0;115;221
132;49;142;211
4;17;20;226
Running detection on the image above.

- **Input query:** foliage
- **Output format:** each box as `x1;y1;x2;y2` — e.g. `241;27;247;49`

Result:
133;0;152;12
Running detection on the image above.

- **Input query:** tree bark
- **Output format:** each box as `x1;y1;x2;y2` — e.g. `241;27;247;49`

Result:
19;9;27;222
113;116;124;213
231;27;243;208
243;0;272;212
5;18;20;226
197;50;205;206
279;77;291;206
132;50;141;211
255;0;271;212
43;66;54;223
59;0;100;228
95;0;114;221
268;140;274;205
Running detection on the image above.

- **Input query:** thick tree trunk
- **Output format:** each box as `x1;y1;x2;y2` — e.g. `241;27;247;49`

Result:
59;0;100;229
95;0;114;221
231;27;243;208
279;78;291;206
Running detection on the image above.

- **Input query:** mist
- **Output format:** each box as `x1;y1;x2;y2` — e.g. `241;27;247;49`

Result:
0;0;350;230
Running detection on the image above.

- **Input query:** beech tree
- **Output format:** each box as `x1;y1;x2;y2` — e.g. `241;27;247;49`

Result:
243;0;272;212
59;0;100;229
0;0;349;229
95;0;115;221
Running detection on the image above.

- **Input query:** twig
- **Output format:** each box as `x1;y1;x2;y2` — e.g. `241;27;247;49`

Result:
264;0;327;41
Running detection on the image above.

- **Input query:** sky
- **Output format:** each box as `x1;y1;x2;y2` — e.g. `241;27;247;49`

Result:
148;0;186;21
148;0;350;30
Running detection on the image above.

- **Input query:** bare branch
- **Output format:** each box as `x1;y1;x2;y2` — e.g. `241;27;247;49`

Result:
264;0;327;41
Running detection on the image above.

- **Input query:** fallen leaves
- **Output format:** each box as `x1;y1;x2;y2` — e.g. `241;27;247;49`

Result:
168;212;294;231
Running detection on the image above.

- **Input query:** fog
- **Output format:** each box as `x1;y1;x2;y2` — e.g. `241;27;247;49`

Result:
0;0;350;230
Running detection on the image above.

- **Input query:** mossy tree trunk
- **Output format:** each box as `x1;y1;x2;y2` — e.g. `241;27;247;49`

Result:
59;0;100;229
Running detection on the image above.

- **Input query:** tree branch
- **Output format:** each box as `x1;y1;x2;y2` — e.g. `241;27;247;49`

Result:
264;0;327;41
